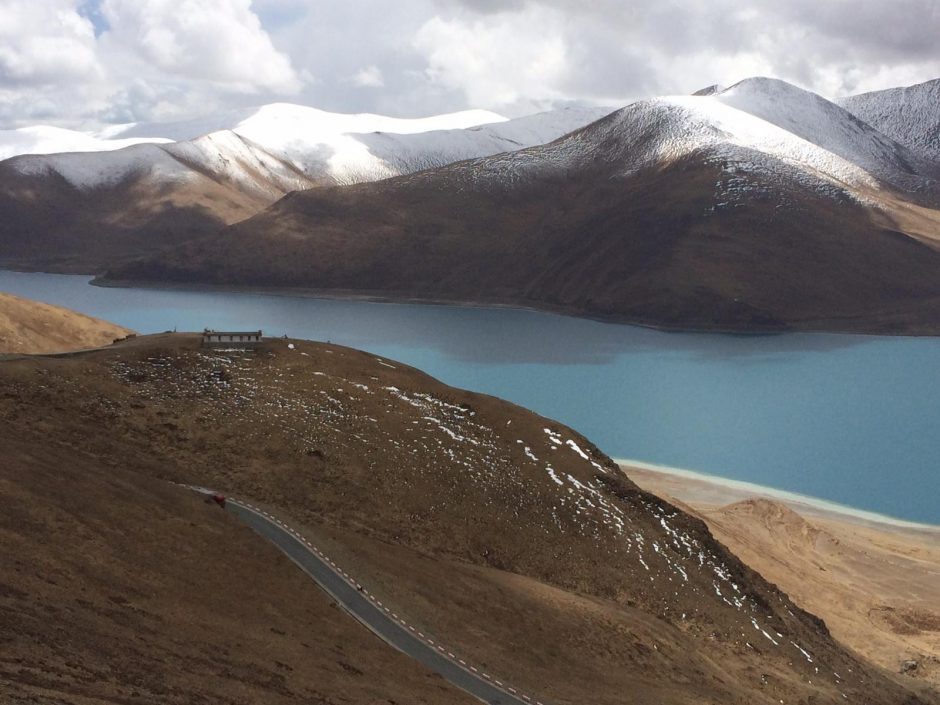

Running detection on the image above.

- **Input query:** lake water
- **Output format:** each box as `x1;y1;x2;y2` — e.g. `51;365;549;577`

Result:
2;270;938;525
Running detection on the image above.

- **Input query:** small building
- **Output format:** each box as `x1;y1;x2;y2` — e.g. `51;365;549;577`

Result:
202;329;263;347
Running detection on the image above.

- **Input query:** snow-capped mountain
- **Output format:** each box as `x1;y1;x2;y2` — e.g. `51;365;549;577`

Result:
10;130;312;198
435;77;939;202
95;104;511;184
96;103;610;185
0;103;609;271
838;78;940;163
0;125;169;161
1;103;608;190
104;76;940;335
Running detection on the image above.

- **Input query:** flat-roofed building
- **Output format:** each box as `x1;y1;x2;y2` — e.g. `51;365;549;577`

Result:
202;329;263;346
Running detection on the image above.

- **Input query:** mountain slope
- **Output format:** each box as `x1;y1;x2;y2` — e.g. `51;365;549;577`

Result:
106;79;940;334
0;291;131;353
0;435;474;705
629;466;940;694
0;124;170;161
0;104;608;271
714;78;940;193
87;103;609;185
839;78;940;163
0;332;933;704
0;131;317;271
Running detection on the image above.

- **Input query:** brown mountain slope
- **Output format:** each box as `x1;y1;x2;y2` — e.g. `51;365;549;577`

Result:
0;134;316;273
0;436;474;705
104;145;940;334
0;291;131;353
0;333;934;705
628;466;940;696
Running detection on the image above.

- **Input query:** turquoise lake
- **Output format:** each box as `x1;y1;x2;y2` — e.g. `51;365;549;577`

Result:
2;269;937;525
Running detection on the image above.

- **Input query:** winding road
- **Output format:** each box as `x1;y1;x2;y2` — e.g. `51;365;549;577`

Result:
220;497;543;705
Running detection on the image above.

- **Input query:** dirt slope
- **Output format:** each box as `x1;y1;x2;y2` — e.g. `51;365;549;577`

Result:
629;466;940;696
0;292;132;353
0;137;317;273
0;333;934;705
0;436;473;705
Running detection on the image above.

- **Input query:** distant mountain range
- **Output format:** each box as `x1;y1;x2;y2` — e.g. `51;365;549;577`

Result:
0;103;609;271
3;77;940;333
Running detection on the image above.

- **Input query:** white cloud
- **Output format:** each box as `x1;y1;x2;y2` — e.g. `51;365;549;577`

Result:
0;0;102;85
99;0;302;94
0;0;938;128
350;65;385;88
414;7;568;108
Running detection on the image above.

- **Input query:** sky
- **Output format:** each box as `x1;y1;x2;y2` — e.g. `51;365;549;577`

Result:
1;0;939;129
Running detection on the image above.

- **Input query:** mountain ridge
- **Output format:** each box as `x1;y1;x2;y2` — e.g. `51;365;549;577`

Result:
101;77;940;334
839;78;940;163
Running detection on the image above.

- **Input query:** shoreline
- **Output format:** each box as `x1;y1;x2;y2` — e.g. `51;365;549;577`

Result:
3;268;939;337
617;458;940;532
86;275;940;339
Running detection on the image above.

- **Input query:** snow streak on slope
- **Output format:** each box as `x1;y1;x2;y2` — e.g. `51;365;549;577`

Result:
0;126;169;161
163;131;311;197
839;78;940;163
9;130;311;197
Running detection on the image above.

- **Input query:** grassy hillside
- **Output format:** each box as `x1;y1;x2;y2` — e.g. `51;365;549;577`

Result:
0;435;474;704
0;292;132;353
0;333;933;704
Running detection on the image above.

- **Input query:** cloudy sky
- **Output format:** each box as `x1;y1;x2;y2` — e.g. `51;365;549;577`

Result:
1;0;939;128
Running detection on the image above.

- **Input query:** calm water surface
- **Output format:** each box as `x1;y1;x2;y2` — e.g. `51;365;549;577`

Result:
2;270;937;524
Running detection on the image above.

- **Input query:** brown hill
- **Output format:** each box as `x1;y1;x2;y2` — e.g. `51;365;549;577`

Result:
628;467;940;696
0;292;131;353
0;133;317;273
0;436;474;705
102;102;940;335
1;333;934;704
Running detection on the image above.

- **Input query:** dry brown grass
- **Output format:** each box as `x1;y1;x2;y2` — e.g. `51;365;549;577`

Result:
0;292;132;353
0;334;935;705
629;465;940;696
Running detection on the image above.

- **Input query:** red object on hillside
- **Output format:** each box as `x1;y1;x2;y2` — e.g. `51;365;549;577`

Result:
204;493;226;508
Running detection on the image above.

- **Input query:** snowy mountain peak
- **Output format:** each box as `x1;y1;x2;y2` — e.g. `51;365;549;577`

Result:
692;84;724;96
102;103;508;143
838;78;940;163
0;125;169;161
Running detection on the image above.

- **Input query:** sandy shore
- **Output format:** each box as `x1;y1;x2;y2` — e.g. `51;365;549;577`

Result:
617;458;939;532
621;460;940;694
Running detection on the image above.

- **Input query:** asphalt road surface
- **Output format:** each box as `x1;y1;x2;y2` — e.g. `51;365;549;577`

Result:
225;499;542;705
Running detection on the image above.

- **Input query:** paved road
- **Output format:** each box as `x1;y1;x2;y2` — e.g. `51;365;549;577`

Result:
224;499;542;705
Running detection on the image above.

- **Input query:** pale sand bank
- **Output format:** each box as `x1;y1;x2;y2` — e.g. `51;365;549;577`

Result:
620;459;940;693
616;458;938;532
